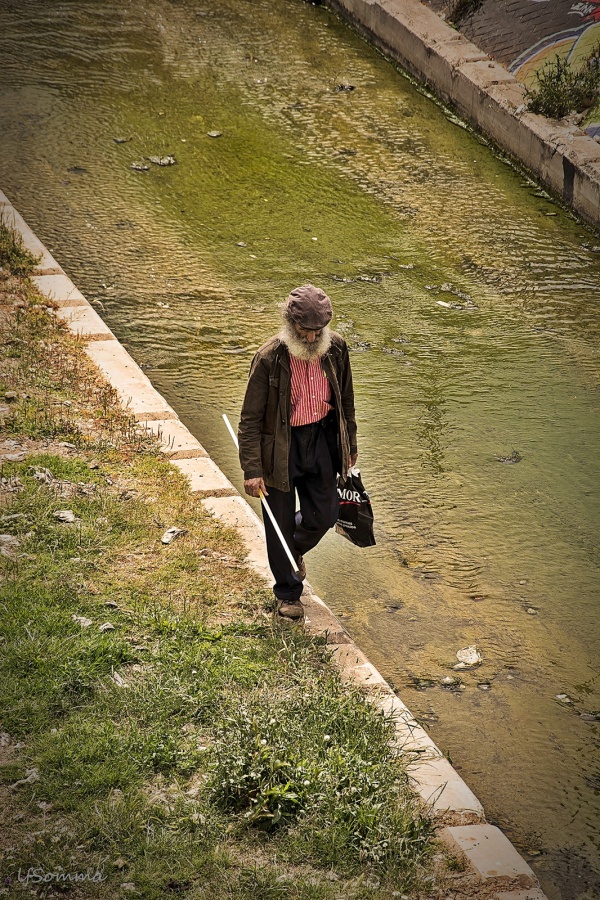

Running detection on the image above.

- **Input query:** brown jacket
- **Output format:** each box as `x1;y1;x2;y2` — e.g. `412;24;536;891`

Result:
238;333;357;492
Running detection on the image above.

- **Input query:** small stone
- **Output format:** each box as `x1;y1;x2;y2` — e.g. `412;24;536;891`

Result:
113;858;127;869
130;162;149;172
456;645;481;667
0;452;26;462
53;509;76;523
555;693;573;704
526;607;538;615
4;391;17;402
59;441;77;450
236;241;246;247
111;672;126;687
207;131;222;138
99;622;115;633
105;600;119;608
147;155;176;166
0;535;20;558
121;884;137;892
478;683;491;691
72;615;93;628
88;461;99;470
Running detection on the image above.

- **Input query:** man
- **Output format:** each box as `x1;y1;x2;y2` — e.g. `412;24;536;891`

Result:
238;284;358;619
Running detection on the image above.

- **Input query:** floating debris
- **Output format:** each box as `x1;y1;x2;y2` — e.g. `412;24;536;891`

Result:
67;166;88;175
236;241;247;247
356;274;383;283
147;155;176;166
334;83;356;92
130;162;149;172
497;450;522;464
555;693;574;704
113;136;132;144
207;131;222;138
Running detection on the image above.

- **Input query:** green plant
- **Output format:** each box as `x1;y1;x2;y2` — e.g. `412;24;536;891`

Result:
0;217;39;275
525;46;600;118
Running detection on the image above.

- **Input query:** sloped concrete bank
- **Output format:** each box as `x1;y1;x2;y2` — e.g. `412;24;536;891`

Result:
327;0;600;229
1;189;548;899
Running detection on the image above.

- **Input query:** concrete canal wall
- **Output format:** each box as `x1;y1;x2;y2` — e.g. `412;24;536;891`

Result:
327;0;600;228
1;188;548;898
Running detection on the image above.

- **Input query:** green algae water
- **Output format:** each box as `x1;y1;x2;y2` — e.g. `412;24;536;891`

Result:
1;1;599;895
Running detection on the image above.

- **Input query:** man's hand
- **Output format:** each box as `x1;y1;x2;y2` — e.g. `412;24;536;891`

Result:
244;477;268;498
349;452;358;469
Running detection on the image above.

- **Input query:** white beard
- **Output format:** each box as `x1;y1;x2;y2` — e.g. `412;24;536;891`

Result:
278;320;332;361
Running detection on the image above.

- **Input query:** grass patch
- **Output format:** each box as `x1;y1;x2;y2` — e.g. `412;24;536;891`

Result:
0;217;39;277
525;45;600;119
0;240;440;896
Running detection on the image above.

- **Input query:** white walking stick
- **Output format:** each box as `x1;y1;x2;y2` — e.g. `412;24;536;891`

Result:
222;414;300;575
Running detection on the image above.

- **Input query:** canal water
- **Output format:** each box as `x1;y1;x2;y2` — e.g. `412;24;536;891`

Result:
1;0;599;896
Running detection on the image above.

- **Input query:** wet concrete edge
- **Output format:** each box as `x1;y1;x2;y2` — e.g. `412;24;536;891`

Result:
326;0;600;230
1;189;548;898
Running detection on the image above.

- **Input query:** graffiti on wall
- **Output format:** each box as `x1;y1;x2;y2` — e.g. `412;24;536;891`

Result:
510;1;600;135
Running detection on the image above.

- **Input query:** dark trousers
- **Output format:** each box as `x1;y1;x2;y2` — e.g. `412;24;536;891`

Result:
263;414;339;601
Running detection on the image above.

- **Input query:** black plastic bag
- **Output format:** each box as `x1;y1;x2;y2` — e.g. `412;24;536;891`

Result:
335;469;376;547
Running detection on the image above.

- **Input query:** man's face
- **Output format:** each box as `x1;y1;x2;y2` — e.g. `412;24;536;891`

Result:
293;323;322;345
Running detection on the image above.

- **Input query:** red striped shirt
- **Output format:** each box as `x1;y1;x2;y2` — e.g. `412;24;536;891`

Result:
289;355;332;426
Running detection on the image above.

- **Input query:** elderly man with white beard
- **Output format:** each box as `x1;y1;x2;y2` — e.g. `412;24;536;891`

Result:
238;284;358;619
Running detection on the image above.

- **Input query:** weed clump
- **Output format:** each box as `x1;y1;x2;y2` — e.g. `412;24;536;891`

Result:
525;46;600;119
0;218;39;276
209;664;431;874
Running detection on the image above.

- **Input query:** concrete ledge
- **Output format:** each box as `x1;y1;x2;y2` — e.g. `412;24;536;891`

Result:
441;824;536;889
0;200;64;274
493;890;548;900
31;273;89;308
201;495;273;583
140;418;210;459
328;0;600;227
171;456;237;496
0;190;11;205
85;340;178;422
55;304;116;341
